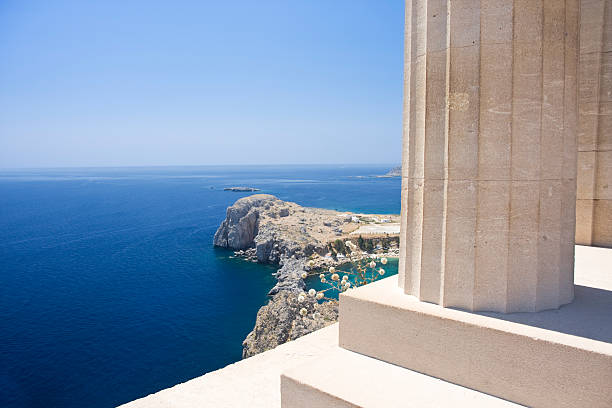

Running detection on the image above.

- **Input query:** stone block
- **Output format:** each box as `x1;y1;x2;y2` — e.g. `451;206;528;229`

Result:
577;151;597;199
595;150;612;199
478;42;512;181
448;45;480;180
281;347;521;408
599;101;612;151
576;199;595;245
474;180;511;311
449;0;480;48
481;0;513;45
339;277;612;408
580;0;607;55
593;199;612;247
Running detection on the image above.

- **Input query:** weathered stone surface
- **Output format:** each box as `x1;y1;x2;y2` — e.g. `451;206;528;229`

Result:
400;0;578;312
576;0;612;248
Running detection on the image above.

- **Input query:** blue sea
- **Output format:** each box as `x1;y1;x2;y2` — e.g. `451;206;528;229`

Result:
0;165;401;408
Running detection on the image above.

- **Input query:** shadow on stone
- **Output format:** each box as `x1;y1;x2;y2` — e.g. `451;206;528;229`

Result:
475;285;612;343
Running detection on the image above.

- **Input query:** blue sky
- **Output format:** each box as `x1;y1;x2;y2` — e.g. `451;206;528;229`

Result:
0;0;404;168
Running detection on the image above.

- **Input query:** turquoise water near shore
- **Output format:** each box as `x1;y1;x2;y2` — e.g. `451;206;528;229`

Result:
305;257;399;299
0;165;400;407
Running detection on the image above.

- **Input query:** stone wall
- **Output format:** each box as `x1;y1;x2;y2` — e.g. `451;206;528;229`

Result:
577;0;612;247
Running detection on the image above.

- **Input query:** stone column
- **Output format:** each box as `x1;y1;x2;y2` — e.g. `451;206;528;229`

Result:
398;0;578;313
576;0;612;247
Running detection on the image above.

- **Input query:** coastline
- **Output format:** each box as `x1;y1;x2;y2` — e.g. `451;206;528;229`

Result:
213;194;400;357
0;165;402;408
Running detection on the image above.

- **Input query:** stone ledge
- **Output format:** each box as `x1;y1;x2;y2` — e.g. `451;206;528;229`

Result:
339;254;612;408
281;347;523;408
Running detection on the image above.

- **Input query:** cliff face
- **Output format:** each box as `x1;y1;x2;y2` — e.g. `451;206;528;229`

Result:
241;290;338;359
213;194;345;264
214;194;397;358
213;194;274;250
239;258;338;358
214;195;342;357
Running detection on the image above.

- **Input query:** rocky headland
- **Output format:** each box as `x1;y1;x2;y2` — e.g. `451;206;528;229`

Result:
213;194;399;357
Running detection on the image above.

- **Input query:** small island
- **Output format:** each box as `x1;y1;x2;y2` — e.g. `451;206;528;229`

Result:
223;186;261;192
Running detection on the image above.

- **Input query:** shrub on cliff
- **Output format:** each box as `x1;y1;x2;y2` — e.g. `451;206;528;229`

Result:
357;235;365;249
332;239;346;255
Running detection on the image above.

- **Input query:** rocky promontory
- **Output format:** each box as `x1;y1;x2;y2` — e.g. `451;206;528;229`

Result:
215;194;357;263
213;194;399;357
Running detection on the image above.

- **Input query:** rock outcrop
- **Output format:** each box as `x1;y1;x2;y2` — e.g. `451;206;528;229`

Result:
213;194;274;249
213;194;357;264
241;291;338;358
213;194;400;358
268;258;306;296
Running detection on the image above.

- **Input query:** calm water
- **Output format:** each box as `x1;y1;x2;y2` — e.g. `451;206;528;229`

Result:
0;165;401;408
306;257;399;300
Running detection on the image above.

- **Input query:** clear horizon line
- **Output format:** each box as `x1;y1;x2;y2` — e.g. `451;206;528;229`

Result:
0;162;401;171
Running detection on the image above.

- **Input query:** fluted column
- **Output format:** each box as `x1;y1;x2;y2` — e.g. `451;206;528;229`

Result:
576;0;612;247
398;0;579;313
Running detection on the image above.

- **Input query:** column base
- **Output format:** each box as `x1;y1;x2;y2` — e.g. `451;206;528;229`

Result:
338;277;612;408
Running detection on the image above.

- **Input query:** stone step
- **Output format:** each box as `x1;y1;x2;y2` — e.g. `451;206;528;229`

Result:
338;276;612;408
281;346;523;408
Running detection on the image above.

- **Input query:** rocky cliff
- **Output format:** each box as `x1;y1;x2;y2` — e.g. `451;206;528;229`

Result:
241;289;338;358
213;194;272;250
213;194;398;357
214;194;360;264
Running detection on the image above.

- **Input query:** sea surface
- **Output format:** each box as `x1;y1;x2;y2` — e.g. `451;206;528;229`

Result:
0;165;401;408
